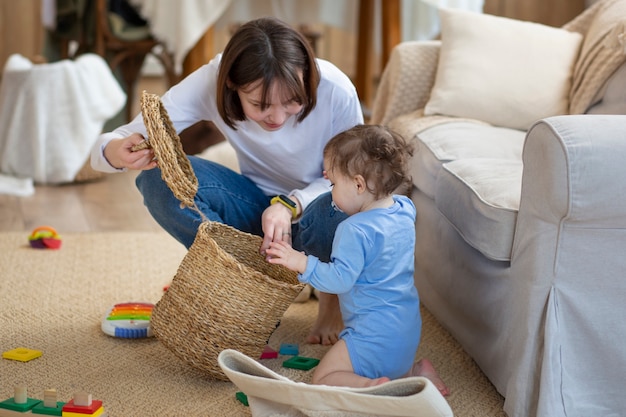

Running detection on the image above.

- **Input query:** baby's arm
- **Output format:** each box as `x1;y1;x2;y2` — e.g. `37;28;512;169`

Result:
266;241;308;274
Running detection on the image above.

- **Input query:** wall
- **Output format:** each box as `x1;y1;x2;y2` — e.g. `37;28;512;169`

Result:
483;0;586;27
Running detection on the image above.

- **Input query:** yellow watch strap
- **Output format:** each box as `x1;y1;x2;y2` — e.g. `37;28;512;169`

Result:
271;195;297;219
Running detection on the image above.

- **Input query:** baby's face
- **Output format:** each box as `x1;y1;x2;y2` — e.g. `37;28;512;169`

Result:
323;163;360;216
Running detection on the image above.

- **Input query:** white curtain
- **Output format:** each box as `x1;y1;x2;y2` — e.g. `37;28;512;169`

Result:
214;0;359;32
215;0;484;47
215;0;484;38
402;0;485;41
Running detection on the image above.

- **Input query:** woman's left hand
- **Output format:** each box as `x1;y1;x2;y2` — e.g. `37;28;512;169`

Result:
259;202;293;255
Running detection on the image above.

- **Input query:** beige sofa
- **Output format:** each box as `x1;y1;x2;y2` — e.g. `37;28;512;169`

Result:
370;2;626;417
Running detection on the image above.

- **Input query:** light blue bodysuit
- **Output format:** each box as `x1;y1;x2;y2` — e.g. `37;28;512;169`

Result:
299;195;420;379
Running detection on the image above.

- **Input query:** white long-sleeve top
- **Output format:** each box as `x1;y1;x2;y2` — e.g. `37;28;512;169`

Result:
91;55;363;211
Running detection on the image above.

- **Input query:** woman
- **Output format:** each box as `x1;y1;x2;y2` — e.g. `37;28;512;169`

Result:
90;16;364;345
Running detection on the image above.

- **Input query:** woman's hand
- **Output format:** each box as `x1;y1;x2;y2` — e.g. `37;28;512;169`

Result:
259;201;294;255
266;240;307;274
103;133;157;171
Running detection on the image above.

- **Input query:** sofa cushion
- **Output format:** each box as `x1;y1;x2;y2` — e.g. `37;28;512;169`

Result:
435;158;523;262
423;8;583;131
586;61;626;115
412;122;525;199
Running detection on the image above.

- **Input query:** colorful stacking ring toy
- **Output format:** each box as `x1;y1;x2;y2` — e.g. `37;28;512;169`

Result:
28;226;62;249
101;302;154;339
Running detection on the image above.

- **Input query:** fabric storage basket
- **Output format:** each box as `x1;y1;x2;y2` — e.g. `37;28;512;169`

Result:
137;91;304;380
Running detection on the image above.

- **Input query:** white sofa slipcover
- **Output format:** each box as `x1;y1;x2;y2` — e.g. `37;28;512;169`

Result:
370;3;626;415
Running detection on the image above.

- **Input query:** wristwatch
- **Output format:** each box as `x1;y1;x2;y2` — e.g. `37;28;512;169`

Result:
271;194;298;219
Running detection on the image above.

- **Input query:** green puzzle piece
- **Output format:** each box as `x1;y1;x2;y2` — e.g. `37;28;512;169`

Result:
282;356;320;370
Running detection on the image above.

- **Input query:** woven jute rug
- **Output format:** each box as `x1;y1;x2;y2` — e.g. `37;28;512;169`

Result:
0;231;505;416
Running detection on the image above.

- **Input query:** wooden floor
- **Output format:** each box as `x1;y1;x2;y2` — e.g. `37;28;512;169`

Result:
0;76;168;233
0;170;162;233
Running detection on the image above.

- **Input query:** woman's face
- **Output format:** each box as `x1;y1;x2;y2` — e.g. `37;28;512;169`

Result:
237;79;304;131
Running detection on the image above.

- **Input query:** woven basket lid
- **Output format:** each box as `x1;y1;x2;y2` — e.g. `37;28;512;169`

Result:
132;91;198;208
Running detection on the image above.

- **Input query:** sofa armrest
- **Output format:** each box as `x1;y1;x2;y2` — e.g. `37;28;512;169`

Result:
370;40;440;126
520;115;626;229
506;114;626;417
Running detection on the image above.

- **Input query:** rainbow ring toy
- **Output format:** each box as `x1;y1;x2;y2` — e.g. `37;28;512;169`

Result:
101;302;154;339
28;226;62;249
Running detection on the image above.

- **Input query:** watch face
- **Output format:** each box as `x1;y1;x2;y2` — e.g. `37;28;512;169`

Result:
280;195;296;208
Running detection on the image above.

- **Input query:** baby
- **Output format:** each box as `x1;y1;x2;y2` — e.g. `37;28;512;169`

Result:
266;124;448;394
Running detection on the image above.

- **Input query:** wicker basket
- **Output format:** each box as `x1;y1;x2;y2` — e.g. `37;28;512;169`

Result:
151;221;303;380
137;90;304;379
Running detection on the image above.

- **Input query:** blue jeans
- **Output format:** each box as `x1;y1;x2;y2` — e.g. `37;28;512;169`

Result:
136;156;346;262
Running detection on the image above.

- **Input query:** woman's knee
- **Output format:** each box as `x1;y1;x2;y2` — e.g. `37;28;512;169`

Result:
136;168;161;194
294;192;346;261
135;168;175;203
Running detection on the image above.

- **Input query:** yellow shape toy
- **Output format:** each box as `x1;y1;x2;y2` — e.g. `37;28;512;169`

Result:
62;407;105;417
2;347;43;362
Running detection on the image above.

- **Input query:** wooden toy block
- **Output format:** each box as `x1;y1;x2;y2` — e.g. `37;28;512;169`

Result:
235;392;248;407
259;345;278;359
279;343;299;355
32;389;64;416
282;356;320;371
61;399;101;415
2;347;43;362
0;386;41;413
61;406;104;417
13;387;26;405
70;393;90;408
32;402;64;416
42;390;57;409
61;391;106;416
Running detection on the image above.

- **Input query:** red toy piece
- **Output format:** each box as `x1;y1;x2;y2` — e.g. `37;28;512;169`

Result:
259;345;278;359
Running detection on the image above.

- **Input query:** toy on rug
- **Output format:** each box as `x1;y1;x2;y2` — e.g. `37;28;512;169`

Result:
101;302;154;338
236;391;249;407
0;387;104;417
0;386;41;416
2;347;42;362
32;388;65;416
28;226;62;249
61;392;105;417
279;343;299;356
282;356;320;371
0;387;65;416
259;345;278;359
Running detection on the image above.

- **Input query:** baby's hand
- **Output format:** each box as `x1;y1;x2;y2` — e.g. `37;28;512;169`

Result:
266;241;307;274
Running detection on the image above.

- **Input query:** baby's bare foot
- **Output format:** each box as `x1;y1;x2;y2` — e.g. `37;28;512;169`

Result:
368;376;391;387
408;358;450;396
306;292;343;345
306;315;342;345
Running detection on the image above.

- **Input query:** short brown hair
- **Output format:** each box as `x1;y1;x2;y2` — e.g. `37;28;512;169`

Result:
216;17;320;130
323;125;414;199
